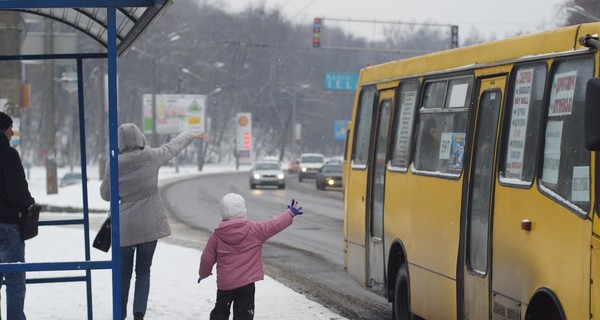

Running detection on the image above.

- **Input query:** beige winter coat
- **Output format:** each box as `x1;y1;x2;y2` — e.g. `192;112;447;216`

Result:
100;123;195;246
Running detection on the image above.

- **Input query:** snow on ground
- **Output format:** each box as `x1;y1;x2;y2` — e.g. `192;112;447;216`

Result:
3;164;347;319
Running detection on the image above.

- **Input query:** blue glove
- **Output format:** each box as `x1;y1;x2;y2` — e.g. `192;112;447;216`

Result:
287;199;303;217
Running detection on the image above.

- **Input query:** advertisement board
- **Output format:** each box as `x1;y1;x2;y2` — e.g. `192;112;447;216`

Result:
142;94;206;134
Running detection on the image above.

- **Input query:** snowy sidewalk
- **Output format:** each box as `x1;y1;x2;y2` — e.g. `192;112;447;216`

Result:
10;165;348;319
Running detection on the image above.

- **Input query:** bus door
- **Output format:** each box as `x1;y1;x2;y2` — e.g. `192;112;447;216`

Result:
366;89;394;294
462;76;505;319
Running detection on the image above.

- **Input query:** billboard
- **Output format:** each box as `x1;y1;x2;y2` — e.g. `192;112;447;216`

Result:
142;94;206;134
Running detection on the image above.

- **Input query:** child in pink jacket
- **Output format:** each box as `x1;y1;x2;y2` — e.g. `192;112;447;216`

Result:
198;193;303;320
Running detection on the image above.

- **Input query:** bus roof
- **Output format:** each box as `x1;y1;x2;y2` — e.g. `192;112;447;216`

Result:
359;23;600;84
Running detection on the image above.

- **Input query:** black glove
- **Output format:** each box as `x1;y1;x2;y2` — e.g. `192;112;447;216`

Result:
287;199;303;217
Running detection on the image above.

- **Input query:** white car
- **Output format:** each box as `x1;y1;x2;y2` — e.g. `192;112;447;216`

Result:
249;161;286;189
298;153;325;182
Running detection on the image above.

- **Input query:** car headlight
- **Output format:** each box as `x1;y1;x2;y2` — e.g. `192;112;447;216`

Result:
327;179;335;185
253;173;261;179
277;173;285;179
301;167;307;172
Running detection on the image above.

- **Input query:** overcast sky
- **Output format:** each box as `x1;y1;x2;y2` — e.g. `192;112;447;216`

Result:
223;0;569;42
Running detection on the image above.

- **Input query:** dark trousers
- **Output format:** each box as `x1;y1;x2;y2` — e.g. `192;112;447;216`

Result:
210;283;255;320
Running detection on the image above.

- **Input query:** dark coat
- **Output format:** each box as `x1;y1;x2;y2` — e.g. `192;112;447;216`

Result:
0;133;34;224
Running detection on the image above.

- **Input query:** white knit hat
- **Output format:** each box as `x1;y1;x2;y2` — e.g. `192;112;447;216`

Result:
220;193;247;220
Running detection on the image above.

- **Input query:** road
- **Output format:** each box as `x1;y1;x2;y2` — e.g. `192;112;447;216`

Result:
160;171;392;320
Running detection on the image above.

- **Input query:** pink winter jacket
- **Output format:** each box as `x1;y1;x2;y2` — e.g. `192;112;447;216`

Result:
199;211;293;290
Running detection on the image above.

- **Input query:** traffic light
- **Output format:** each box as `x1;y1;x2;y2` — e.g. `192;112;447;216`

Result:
313;18;321;48
451;25;459;48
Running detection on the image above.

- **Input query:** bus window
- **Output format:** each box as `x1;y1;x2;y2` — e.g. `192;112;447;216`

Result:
422;81;446;108
540;57;593;215
352;86;377;168
413;77;471;174
500;64;546;184
446;77;473;109
390;80;419;170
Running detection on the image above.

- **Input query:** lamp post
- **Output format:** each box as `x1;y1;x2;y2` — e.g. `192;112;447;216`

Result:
132;32;181;147
56;70;78;172
180;67;223;171
281;84;309;159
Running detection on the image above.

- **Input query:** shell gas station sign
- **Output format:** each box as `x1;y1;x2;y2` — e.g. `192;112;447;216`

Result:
236;113;252;165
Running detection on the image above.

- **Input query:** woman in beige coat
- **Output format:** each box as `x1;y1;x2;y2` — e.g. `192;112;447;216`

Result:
100;123;203;320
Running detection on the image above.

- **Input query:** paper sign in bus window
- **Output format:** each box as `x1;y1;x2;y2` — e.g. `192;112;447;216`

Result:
394;91;417;167
548;70;577;117
571;166;590;202
447;133;465;171
448;83;469;108
439;132;453;159
542;121;563;184
506;68;534;179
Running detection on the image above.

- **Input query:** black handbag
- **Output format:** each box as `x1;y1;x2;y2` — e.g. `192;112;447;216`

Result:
93;212;112;252
19;203;42;241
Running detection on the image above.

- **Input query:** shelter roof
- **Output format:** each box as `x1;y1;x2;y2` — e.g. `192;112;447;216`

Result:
0;0;172;56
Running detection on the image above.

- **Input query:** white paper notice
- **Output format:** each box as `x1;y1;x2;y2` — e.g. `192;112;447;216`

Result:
448;83;469;108
571;166;590;202
505;68;534;179
548;70;577;117
542;121;563;184
439;132;453;160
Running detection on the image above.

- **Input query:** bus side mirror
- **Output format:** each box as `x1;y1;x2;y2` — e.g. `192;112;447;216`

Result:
585;78;600;151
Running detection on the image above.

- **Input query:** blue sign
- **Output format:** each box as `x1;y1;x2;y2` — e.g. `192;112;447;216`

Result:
324;73;358;91
334;120;348;140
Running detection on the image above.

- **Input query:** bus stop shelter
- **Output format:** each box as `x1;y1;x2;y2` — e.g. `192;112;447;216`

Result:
0;1;172;318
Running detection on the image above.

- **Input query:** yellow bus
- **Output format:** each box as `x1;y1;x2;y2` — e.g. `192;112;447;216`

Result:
343;23;600;320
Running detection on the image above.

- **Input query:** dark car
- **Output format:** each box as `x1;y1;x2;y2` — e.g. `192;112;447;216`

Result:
315;163;343;190
60;172;82;187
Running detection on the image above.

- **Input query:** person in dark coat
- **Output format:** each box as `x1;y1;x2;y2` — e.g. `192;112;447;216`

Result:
100;123;204;320
0;111;37;320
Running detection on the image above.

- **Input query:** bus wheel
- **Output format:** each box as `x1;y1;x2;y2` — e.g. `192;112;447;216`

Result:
393;263;412;320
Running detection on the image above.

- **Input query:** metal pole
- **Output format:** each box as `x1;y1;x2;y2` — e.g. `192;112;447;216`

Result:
292;93;296;159
151;58;158;147
44;19;58;194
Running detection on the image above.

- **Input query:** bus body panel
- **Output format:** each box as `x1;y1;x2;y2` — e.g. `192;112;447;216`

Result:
493;184;592;319
383;171;462;317
401;175;462;277
592;235;600;319
462;76;507;320
409;263;457;319
345;164;368;286
359;26;580;85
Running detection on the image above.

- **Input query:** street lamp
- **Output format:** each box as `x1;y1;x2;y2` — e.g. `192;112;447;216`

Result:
281;84;310;159
180;67;224;171
131;32;181;146
566;5;600;22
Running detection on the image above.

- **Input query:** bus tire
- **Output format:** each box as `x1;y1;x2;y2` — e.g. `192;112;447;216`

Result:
392;263;413;320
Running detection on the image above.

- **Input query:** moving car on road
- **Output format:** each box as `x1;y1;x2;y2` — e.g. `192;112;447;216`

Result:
315;163;343;190
287;159;300;174
249;161;285;189
298;153;325;182
60;172;83;187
